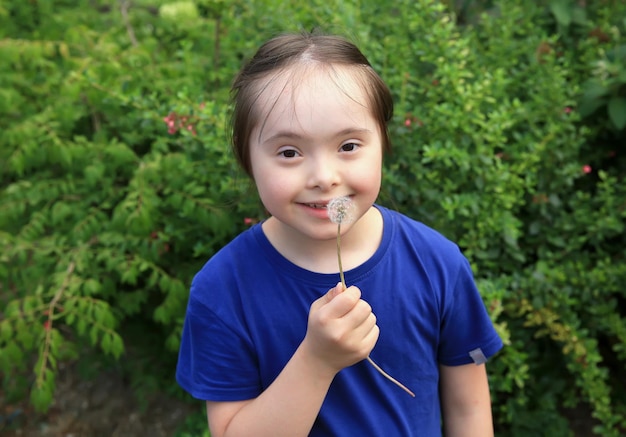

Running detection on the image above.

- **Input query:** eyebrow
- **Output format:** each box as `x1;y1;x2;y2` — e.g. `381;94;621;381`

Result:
262;127;373;145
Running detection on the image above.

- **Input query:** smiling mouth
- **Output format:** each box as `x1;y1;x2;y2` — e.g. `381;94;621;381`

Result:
303;203;328;209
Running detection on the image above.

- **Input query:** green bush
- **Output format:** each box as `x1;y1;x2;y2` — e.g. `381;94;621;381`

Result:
1;0;624;435
376;1;626;435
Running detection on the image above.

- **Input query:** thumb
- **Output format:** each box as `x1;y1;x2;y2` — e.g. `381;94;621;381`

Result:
317;282;344;307
330;281;345;298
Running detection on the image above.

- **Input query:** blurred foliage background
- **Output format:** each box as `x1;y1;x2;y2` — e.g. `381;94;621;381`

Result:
1;0;625;435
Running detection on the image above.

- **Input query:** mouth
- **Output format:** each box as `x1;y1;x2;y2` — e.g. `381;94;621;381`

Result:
302;203;328;209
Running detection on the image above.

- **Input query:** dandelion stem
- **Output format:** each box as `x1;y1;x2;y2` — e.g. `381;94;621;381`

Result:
366;357;416;397
334;221;414;397
337;223;346;289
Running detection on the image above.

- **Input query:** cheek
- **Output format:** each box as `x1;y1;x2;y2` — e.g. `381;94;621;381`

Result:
253;172;292;206
352;156;382;193
363;172;382;200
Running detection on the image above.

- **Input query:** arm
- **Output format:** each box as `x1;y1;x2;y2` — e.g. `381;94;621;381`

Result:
206;284;379;437
439;363;495;437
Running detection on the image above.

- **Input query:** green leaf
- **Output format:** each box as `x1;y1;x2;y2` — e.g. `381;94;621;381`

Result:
30;384;54;413
578;95;607;118
549;0;572;27
101;332;111;353
89;326;99;346
83;278;102;295
0;319;13;340
607;96;626;130
84;164;105;186
76;318;87;336
50;201;71;226
65;313;75;325
111;334;124;359
121;265;139;285
3;342;24;369
17;324;36;350
571;6;587;25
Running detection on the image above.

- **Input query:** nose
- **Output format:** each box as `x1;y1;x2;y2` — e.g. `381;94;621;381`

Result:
306;154;340;191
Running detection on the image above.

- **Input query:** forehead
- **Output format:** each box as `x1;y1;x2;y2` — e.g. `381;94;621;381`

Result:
253;64;376;141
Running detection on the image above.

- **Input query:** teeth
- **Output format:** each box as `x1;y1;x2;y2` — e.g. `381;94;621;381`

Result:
306;203;326;209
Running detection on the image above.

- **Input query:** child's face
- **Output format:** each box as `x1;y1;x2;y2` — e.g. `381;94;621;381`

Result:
249;65;383;242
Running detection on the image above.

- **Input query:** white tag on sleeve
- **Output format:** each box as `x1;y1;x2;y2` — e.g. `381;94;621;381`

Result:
469;348;487;365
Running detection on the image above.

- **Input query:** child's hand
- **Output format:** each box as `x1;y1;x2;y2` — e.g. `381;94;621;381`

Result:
302;283;379;376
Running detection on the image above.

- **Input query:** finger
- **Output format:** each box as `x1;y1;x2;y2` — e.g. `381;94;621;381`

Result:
315;284;360;313
326;286;361;318
341;312;379;358
319;282;344;305
362;321;380;350
343;285;361;300
344;300;376;333
310;282;342;314
330;282;344;298
353;310;379;342
345;298;372;323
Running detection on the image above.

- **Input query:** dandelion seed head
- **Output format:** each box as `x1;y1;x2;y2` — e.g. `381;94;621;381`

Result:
328;196;355;225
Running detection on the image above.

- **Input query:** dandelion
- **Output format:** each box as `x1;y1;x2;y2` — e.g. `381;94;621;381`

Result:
327;196;415;397
328;196;355;289
328;196;355;226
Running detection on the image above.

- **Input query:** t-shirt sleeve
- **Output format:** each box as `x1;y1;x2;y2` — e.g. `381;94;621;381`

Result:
437;255;503;366
176;277;262;401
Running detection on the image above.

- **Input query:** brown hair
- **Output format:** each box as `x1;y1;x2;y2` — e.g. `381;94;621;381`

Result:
230;31;393;177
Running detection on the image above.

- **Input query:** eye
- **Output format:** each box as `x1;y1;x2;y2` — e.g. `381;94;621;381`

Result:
340;142;359;152
278;148;300;158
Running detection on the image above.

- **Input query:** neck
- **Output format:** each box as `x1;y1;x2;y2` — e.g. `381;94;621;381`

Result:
262;206;383;274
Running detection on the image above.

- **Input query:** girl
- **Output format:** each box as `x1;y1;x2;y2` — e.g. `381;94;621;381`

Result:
176;31;502;436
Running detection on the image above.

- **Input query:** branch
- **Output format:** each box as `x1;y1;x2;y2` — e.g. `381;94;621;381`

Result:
81;94;102;133
36;261;75;387
120;0;138;47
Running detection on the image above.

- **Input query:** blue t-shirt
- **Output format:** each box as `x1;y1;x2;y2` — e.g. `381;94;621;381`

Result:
176;205;502;436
